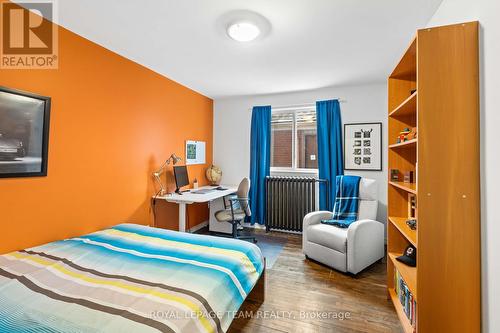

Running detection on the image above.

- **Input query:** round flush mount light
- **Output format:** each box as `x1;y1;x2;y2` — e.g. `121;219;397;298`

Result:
217;10;271;43
227;22;261;42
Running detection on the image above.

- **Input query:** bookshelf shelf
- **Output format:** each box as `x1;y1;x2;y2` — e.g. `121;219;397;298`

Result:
389;252;417;299
389;181;417;194
389;216;417;247
389;91;417;118
390;37;417;80
387;22;480;332
389;139;417;149
389;289;415;333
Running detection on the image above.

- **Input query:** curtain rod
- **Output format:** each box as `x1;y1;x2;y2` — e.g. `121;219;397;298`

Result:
249;99;347;112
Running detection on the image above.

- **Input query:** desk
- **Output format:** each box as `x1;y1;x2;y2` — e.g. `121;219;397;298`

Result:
156;185;237;232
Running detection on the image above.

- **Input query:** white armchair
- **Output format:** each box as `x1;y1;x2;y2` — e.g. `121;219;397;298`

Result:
302;178;384;274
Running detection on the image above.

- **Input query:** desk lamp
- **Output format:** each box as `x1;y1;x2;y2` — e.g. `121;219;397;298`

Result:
153;153;182;195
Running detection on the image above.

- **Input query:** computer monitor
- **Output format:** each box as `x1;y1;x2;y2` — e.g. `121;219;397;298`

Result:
173;165;189;193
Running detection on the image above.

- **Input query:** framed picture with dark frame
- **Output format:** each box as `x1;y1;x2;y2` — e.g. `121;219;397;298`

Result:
344;122;382;171
0;86;51;178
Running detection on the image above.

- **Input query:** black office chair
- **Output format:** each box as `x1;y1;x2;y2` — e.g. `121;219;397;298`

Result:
214;178;256;243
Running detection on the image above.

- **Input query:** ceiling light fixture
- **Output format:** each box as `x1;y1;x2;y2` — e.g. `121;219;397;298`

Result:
227;22;261;42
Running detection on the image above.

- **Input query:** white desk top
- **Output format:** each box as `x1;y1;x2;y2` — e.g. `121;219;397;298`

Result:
156;185;237;204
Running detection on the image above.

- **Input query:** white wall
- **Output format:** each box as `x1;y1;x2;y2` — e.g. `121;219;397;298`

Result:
213;83;388;223
426;1;500;332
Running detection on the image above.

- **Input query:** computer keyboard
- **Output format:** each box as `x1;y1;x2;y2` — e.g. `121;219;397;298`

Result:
192;189;215;194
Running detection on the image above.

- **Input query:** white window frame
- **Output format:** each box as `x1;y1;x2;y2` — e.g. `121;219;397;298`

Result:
270;105;318;174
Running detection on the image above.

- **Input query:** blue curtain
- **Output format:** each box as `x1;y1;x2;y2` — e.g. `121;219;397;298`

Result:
316;100;344;211
249;105;271;225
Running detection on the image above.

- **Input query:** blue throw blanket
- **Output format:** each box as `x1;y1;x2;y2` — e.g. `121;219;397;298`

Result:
321;175;361;228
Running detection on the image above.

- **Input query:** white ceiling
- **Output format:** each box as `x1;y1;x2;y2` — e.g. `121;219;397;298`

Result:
47;0;442;98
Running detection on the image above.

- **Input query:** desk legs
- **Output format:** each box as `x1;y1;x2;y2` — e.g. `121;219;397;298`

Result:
178;203;187;232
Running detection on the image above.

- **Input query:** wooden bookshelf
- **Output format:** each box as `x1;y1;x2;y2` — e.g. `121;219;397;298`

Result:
388;216;417;247
390;37;417;80
387;22;480;333
389;181;417;194
389;139;417;149
388;252;417;299
389;91;417;118
389;289;415;333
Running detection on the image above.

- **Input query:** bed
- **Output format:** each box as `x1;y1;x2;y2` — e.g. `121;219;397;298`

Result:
0;224;265;333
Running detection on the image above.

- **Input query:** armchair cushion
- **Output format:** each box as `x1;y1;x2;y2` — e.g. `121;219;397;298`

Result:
307;224;348;253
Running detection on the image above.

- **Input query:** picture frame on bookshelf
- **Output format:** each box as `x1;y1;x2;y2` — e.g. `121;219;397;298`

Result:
344;122;382;171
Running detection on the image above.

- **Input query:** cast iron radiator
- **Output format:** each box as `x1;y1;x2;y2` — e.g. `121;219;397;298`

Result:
265;176;327;232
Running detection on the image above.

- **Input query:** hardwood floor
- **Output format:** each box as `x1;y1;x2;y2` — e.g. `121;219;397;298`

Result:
229;230;403;333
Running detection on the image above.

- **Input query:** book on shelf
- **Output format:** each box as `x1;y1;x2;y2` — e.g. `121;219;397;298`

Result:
395;269;417;327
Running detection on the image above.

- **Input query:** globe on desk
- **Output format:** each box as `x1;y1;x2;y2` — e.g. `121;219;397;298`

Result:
206;165;222;185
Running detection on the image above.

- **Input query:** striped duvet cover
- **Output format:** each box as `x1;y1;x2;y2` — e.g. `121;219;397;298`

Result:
0;224;264;333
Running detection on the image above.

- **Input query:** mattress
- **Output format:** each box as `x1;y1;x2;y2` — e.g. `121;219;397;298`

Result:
0;224;264;333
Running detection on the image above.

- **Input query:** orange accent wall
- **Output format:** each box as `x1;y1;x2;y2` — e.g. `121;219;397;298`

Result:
0;18;213;253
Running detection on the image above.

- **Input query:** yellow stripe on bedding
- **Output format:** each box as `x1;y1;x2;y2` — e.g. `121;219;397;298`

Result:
8;252;217;333
100;229;257;273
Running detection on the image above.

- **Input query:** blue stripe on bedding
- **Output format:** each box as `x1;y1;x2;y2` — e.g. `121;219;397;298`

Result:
113;224;261;257
66;236;252;299
74;225;262;294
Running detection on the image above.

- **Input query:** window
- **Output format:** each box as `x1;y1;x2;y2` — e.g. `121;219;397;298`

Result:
271;107;317;171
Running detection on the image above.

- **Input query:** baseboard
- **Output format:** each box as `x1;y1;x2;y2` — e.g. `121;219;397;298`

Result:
188;220;208;233
268;228;302;235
